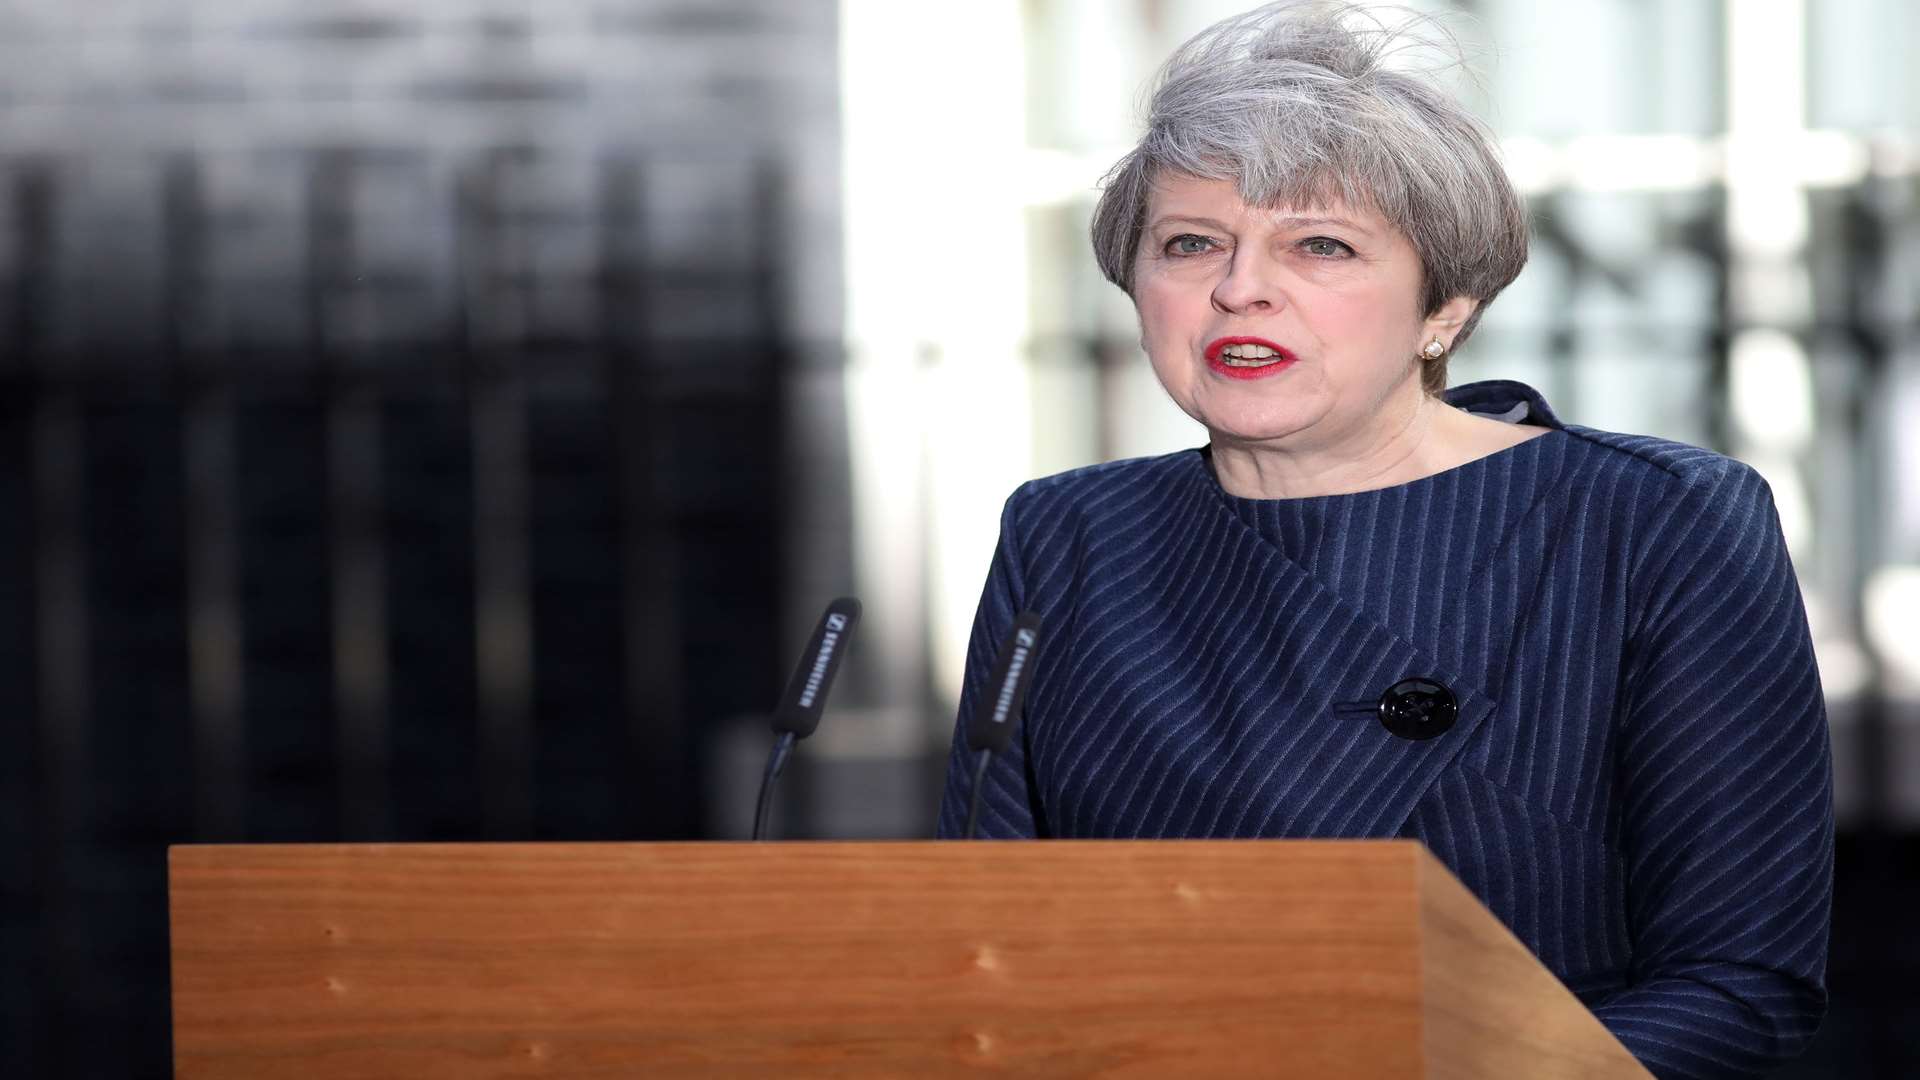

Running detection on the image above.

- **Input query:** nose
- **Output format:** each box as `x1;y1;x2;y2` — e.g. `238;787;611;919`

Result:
1211;246;1281;315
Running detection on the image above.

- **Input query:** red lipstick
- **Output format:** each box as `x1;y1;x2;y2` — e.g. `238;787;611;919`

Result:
1204;336;1298;380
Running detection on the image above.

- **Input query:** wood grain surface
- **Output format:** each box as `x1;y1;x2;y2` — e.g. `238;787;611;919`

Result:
1415;853;1652;1079
169;839;1647;1078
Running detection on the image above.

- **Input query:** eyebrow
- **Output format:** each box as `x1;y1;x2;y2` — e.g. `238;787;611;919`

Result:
1147;213;1376;237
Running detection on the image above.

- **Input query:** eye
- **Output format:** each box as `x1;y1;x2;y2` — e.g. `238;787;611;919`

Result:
1300;236;1353;258
1164;234;1219;257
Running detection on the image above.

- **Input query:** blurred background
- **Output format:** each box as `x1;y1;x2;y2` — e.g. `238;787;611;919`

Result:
0;0;1913;1075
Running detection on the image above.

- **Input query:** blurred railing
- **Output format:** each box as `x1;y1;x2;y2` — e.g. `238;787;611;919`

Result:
0;146;796;1077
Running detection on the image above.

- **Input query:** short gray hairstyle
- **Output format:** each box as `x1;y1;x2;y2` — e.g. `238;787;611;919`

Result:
1090;1;1527;389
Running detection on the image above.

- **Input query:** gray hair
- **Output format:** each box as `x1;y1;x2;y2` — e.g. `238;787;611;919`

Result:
1090;2;1527;389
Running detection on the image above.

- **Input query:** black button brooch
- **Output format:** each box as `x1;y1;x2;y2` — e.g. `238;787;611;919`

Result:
1336;678;1459;741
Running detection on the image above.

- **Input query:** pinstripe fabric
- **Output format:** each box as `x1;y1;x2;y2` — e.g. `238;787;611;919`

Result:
937;380;1832;1080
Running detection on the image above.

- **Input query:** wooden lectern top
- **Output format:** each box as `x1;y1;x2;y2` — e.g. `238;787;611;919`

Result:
169;839;1650;1078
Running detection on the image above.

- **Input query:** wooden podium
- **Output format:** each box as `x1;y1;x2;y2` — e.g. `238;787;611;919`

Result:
169;840;1650;1078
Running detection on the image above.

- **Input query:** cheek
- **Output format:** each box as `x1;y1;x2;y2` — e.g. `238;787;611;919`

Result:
1130;288;1194;390
1132;278;1192;344
1309;280;1386;322
1312;285;1421;349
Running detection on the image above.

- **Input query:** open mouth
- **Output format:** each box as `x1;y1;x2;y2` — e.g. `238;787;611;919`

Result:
1205;336;1296;379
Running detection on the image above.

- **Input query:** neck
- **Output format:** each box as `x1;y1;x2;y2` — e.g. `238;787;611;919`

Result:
1209;384;1458;499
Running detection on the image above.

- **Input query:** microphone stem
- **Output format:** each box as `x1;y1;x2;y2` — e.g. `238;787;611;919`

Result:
752;732;797;841
963;748;993;839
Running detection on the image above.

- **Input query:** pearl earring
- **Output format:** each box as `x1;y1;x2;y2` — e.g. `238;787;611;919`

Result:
1420;338;1447;360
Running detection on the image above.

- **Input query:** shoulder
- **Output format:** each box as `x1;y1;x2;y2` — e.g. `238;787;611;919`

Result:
1559;424;1752;490
1448;378;1768;511
1456;378;1789;600
983;449;1205;607
1552;426;1791;642
992;450;1209;578
1555;425;1777;531
1003;449;1205;523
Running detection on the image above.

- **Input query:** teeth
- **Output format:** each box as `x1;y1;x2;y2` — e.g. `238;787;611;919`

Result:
1221;343;1279;359
1218;342;1284;367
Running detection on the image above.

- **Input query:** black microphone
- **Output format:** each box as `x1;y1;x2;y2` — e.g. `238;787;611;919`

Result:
753;597;861;840
963;611;1042;839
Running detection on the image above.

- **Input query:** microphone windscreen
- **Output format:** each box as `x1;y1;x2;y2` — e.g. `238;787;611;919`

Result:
967;611;1043;754
771;597;861;738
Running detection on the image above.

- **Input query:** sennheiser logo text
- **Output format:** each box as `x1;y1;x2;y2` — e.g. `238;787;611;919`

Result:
990;633;1036;727
797;625;843;709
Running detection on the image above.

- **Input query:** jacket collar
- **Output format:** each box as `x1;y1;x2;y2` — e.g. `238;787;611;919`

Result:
1443;379;1565;429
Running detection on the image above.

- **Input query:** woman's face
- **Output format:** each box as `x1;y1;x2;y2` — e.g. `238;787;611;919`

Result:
1132;174;1464;451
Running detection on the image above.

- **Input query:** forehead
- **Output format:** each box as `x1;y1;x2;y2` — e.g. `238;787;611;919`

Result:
1143;174;1389;234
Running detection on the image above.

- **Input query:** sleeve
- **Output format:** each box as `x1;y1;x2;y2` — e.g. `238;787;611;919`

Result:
935;486;1047;838
1596;462;1834;1079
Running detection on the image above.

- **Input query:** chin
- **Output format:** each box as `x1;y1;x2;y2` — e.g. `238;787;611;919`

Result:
1194;398;1324;445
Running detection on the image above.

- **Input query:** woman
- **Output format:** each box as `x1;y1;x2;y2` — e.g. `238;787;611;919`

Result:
937;5;1832;1079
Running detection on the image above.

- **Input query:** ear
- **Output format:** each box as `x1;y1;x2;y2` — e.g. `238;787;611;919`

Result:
1421;296;1478;347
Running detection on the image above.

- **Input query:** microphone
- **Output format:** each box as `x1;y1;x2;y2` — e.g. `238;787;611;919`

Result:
753;597;861;840
963;611;1043;839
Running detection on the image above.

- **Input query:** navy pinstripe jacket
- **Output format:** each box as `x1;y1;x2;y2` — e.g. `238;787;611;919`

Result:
938;381;1832;1079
